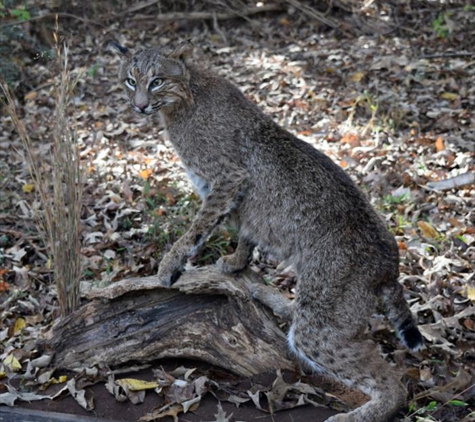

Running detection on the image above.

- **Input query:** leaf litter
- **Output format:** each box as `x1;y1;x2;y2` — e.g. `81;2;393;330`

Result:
0;2;475;421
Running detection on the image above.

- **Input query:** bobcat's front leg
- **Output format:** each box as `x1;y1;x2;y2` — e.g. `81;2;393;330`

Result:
157;171;248;287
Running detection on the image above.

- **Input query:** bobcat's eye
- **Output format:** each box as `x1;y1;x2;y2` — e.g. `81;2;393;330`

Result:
150;78;164;90
125;78;136;90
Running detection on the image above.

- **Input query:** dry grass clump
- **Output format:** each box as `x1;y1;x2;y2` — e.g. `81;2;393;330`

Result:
1;43;85;316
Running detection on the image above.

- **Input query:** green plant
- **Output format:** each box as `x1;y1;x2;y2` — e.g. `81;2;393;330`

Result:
383;192;410;206
142;184;199;259
432;12;453;39
195;227;237;265
87;63;101;78
10;5;30;20
348;90;379;129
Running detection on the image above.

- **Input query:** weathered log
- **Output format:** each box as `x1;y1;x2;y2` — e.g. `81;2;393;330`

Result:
41;266;293;377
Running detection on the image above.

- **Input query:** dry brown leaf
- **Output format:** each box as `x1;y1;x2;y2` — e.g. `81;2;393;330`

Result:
350;72;365;82
139;403;183;422
24;91;38;101
418;221;440;239
435;136;445;152
341;133;360;147
138;169;153;180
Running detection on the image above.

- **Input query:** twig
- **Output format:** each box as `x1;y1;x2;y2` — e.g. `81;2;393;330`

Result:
422;52;474;59
127;4;285;22
282;0;353;36
426;172;475;191
106;0;161;19
0;12;104;28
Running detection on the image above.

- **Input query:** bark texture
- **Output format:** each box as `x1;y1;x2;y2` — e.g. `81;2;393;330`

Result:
42;266;293;377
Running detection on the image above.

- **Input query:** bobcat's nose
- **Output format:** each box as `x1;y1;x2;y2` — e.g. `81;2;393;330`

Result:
134;102;148;113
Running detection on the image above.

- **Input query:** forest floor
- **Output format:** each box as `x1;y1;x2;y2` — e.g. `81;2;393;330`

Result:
0;3;474;422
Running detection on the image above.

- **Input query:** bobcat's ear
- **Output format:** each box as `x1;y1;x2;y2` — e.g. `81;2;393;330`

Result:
108;41;130;57
168;40;194;61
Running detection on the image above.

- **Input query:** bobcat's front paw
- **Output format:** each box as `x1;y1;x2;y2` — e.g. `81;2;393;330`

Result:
216;253;248;274
157;255;183;288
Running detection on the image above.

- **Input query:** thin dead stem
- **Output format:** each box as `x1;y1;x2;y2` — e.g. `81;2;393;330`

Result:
1;44;85;317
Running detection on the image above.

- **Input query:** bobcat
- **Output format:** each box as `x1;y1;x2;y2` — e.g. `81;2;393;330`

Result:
112;40;423;422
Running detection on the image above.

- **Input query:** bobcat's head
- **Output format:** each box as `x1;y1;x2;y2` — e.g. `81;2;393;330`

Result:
111;41;194;115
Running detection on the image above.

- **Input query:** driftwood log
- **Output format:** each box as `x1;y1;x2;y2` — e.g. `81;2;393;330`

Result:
42;266;294;377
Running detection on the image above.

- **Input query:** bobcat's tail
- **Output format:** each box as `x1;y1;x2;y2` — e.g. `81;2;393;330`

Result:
382;283;424;351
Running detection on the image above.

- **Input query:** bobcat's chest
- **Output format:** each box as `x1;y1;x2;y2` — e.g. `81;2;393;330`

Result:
185;168;210;199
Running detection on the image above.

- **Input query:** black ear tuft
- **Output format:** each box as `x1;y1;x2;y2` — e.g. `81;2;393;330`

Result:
167;39;194;61
108;41;130;56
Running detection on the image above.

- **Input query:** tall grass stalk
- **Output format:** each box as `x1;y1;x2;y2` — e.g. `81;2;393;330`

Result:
1;44;85;316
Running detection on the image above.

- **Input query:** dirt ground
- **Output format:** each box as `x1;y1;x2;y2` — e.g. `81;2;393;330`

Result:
13;364;354;421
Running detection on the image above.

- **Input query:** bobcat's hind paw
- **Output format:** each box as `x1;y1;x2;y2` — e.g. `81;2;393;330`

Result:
325;414;350;422
216;254;248;274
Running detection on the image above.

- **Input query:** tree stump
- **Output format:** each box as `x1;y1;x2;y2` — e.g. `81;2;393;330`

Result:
41;266;293;377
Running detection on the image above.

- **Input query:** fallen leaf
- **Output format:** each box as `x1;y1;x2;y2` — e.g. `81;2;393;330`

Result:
182;395;201;413
435;136;445;152
138;168;153;180
279;17;291;26
350;71;365;82
24;91;38;101
116;378;158;391
3;355;22;372
417;221;440;239
463;285;475;302
0;392;17;406
122;180;134;202
440;92;458;101
398;241;407;250
139;403;183;422
213;402;233;422
67;378;94;411
341;133;360;146
22;183;35;193
13;318;26;335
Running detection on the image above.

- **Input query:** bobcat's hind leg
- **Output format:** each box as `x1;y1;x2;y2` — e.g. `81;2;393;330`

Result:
251;283;294;321
217;236;254;273
289;322;406;422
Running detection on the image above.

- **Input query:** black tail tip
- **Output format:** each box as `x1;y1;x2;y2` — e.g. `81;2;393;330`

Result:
400;324;424;351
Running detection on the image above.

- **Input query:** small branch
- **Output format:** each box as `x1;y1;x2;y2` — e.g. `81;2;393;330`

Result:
110;0;161;18
282;0;353;36
421;52;474;59
426;172;475;191
126;4;285;22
